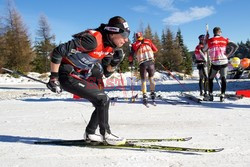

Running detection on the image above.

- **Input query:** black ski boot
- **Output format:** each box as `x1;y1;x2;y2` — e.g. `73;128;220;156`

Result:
203;93;210;101
209;93;214;101
150;92;156;100
220;94;225;102
150;92;156;106
143;93;149;107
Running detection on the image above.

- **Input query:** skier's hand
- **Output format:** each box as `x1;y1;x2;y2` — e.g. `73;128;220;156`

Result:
107;65;115;72
95;63;104;74
110;49;124;67
47;72;62;94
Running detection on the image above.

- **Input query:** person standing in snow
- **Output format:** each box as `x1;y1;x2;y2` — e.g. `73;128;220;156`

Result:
129;32;158;105
205;27;238;101
46;16;130;145
194;34;209;98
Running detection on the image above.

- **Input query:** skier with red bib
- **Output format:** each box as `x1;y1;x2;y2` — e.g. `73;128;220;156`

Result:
194;34;209;98
129;32;158;105
46;16;130;145
205;27;238;101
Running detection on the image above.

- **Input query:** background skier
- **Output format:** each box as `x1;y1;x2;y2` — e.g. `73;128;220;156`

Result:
205;27;238;101
129;32;158;105
194;34;209;98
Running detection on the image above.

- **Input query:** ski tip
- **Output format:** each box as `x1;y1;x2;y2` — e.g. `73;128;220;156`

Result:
204;148;224;153
215;148;224;152
184;137;192;141
174;137;192;141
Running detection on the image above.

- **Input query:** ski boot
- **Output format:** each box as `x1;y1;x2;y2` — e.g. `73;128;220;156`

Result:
200;91;204;96
208;93;214;101
150;92;157;106
83;132;102;143
143;93;149;107
102;132;126;146
220;94;225;102
203;93;210;101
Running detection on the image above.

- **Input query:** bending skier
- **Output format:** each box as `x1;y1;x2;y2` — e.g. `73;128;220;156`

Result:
46;16;130;145
205;27;238;101
129;32;158;105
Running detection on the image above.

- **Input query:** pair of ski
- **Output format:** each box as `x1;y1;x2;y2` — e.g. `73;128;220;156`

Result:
142;99;156;108
157;95;190;105
143;96;189;108
34;136;223;153
181;93;202;103
214;94;243;100
182;92;243;103
110;94;155;108
111;95;189;107
110;94;138;103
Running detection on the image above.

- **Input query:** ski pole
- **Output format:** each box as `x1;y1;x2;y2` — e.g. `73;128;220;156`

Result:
1;67;47;84
205;24;210;94
215;75;221;88
119;70;127;98
130;64;135;99
158;62;190;92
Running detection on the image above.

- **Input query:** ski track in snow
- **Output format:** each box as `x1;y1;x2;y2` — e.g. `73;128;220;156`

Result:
0;72;250;167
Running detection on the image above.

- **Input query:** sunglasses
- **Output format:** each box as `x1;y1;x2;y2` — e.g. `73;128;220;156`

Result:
104;26;130;38
120;31;130;38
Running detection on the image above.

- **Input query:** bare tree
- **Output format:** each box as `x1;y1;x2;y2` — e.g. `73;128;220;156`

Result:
4;0;34;72
32;14;56;73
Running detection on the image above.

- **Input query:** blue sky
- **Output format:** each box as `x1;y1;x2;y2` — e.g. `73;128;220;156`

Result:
0;0;249;51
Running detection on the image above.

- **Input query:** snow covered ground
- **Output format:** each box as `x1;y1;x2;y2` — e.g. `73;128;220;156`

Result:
0;71;250;167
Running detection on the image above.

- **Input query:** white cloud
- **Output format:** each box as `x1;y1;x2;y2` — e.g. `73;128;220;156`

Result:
163;6;215;25
131;5;148;13
147;0;177;11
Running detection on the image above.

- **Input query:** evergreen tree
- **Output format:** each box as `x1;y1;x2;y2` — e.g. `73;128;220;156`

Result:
161;28;182;72
3;1;34;72
0;16;6;68
32;14;56;73
132;32;137;43
161;30;166;45
119;41;131;72
176;29;192;75
246;39;250;58
235;40;250;59
156;30;166;69
152;32;162;70
144;24;153;40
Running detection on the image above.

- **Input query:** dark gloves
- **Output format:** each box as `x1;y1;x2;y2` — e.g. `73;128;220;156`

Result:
47;72;62;93
95;63;103;75
101;49;125;78
110;49;125;67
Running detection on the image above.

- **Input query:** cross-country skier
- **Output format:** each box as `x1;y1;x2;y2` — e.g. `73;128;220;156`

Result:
46;16;130;145
194;34;209;98
129;32;158;105
204;27;238;101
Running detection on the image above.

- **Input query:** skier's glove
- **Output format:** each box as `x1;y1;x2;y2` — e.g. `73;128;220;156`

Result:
110;49;124;67
47;72;62;94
